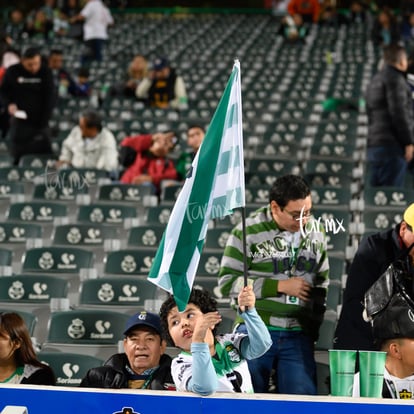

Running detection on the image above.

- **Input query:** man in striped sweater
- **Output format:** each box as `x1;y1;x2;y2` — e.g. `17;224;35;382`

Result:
218;174;329;395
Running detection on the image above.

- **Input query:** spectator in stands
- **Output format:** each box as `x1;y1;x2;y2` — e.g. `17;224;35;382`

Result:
80;311;175;390
136;57;187;110
218;174;329;394
348;0;368;24
55;109;118;172
25;7;54;41
47;48;77;100
4;8;26;41
175;125;205;181
287;0;320;24
371;7;402;46
119;131;178;194
278;13;309;43
0;312;55;385
72;67;92;97
334;203;414;352
353;274;414;398
110;54;148;98
0;46;55;165
401;11;414;54
159;287;271;395
365;44;414;187
70;0;114;66
61;0;83;40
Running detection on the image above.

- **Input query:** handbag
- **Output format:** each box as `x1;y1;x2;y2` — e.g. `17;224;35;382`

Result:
363;243;414;339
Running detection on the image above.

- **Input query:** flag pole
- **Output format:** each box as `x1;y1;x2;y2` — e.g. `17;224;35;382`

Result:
241;206;248;287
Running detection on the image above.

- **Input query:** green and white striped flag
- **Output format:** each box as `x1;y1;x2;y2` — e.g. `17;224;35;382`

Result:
147;60;245;311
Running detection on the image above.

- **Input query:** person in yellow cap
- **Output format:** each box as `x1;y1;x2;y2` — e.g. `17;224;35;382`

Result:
334;203;414;351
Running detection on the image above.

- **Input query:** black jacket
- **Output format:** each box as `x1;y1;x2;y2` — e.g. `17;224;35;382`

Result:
21;364;56;385
334;225;406;351
79;353;174;390
0;61;55;129
365;65;414;150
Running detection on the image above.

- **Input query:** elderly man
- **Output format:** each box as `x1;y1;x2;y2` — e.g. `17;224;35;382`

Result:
80;311;175;390
56;109;118;172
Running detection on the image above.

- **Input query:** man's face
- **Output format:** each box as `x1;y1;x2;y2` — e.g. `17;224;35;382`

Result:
22;55;42;74
187;127;204;152
123;327;166;374
48;54;63;70
400;222;414;258
270;195;312;233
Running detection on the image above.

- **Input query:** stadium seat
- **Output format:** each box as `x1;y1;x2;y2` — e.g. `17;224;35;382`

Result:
6;201;68;223
0;308;37;336
204;228;230;252
77;203;138;225
78;277;158;310
18;154;57;168
97;183;156;205
145;205;173;225
161;183;183;205
42;309;130;360
127;225;165;249
22;246;94;274
103;249;155;276
197;251;223;277
32;183;90;203
38;351;104;387
362;187;414;211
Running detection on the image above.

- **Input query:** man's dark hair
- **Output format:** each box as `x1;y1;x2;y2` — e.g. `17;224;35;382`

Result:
188;124;205;133
269;174;311;208
383;44;406;66
159;288;218;346
82;109;102;131
22;46;41;59
49;48;63;57
77;67;90;78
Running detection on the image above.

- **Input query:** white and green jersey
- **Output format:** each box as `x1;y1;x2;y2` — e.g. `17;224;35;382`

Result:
219;205;329;334
172;332;253;393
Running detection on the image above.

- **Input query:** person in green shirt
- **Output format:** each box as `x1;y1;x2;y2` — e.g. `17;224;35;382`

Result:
175;125;205;181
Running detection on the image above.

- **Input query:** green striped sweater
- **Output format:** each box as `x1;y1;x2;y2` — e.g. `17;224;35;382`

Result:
218;205;329;338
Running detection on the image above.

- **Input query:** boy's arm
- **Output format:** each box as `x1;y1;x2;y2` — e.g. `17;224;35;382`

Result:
239;308;272;360
186;343;218;396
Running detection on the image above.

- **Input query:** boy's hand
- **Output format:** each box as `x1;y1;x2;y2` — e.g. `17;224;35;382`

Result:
192;311;222;343
238;285;255;312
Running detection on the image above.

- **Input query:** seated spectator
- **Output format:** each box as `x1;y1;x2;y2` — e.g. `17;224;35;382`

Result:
287;0;320;24
119;131;178;193
175;125;205;181
72;67;92;97
25;8;54;41
0;312;55;385
279;13;309;43
371;7;402;47
110;54;148;98
159;287;272;395
348;0;368;24
4;8;26;41
136;57;187;110
55;109;118;172
47;48;77;100
80;311;175;390
60;0;83;40
402;11;414;54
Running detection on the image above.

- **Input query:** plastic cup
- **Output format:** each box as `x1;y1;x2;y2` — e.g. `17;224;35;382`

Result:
329;349;357;396
359;351;387;398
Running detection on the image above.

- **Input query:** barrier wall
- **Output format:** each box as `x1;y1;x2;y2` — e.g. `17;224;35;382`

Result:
1;385;414;414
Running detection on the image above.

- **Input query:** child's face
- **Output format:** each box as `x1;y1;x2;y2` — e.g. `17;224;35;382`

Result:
167;303;205;351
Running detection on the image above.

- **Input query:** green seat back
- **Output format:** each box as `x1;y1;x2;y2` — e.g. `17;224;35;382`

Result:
38;352;104;387
104;249;155;275
22;247;94;273
52;224;118;246
46;309;129;344
77;204;137;224
7;202;67;222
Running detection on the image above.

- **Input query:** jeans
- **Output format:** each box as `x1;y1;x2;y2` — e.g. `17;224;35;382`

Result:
367;145;407;187
237;325;317;394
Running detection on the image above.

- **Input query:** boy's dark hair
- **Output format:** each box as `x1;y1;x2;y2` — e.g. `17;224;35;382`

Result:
159;288;218;346
49;48;63;57
77;67;90;78
269;174;311;207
